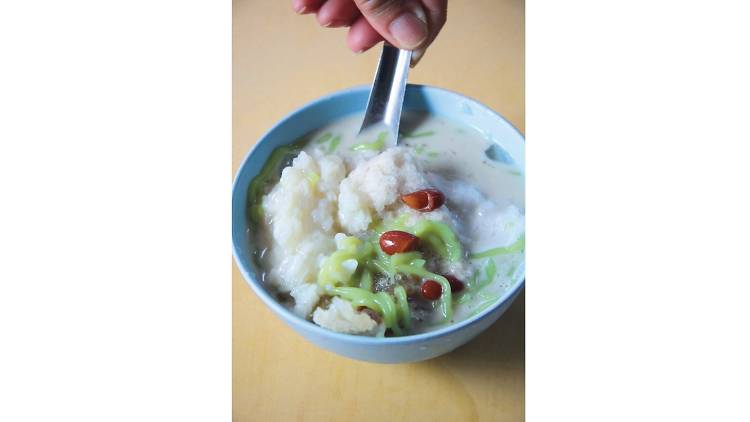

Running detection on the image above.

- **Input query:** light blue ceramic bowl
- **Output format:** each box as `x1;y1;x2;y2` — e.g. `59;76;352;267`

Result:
232;84;524;363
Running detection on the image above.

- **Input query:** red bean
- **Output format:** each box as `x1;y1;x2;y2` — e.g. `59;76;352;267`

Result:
400;189;446;212
444;275;465;293
379;230;419;255
421;280;442;300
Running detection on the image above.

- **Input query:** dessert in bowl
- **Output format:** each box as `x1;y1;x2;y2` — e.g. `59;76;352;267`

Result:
232;85;524;363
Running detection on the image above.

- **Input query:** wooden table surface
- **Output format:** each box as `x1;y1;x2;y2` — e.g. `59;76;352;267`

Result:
233;0;524;420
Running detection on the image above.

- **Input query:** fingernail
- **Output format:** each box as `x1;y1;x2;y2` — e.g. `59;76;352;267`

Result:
411;48;425;66
388;7;428;49
324;20;347;28
295;5;307;14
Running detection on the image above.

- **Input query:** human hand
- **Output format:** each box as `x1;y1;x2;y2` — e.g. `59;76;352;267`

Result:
292;0;447;65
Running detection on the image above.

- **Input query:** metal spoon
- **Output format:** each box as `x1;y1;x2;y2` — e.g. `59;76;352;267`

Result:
357;43;412;148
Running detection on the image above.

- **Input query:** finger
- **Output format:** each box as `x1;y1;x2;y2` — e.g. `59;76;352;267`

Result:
316;0;361;28
421;0;448;33
353;0;429;50
347;16;385;53
410;0;447;66
292;0;327;14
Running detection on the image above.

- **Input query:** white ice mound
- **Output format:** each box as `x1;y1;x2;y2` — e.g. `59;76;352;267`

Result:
312;297;377;334
290;283;322;318
262;152;346;292
338;147;429;233
429;173;525;251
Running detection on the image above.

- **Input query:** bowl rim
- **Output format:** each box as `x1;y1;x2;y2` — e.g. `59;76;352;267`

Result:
232;83;525;345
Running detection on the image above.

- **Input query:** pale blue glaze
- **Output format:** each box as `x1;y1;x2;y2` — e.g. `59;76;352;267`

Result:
232;85;525;363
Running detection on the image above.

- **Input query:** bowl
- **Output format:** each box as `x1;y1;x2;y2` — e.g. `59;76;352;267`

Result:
232;84;525;363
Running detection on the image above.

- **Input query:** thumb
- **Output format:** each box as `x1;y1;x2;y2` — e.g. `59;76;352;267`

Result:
353;0;429;50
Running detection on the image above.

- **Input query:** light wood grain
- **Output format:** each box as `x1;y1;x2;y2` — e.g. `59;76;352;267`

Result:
234;0;524;420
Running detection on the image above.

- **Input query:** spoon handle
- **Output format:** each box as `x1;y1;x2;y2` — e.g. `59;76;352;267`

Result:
358;44;412;146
